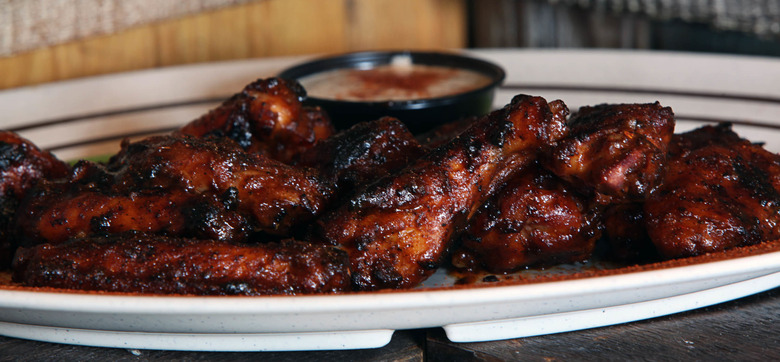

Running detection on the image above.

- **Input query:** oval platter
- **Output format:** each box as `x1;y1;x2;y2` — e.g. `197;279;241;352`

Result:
0;49;779;351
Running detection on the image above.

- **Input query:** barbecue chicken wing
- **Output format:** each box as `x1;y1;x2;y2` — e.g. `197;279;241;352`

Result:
644;123;780;258
0;131;70;268
13;233;350;295
14;135;330;246
17;182;252;246
297;116;425;198
177;78;334;163
452;163;602;273
545;102;675;202
317;95;569;290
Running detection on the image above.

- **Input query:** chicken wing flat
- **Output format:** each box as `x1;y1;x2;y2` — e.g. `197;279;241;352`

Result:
15;183;251;246
0;131;70;267
110;135;331;234
545;102;675;202
452;163;602;273
15;135;329;246
297;116;425;196
177;78;334;163
13;234;350;295
317;95;569;290
645;123;780;259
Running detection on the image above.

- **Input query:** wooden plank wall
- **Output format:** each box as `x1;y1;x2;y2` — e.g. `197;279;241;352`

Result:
469;0;780;56
0;0;466;90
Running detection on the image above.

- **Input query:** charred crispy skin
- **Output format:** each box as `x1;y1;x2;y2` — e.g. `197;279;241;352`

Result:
317;95;569;290
0;131;69;198
0;131;70;267
16;183;251;246
13;234;351;295
546;102;675;202
452;164;602;273
108;136;331;234
297;116;425;196
176;78;334;163
645;124;780;259
15;135;329;246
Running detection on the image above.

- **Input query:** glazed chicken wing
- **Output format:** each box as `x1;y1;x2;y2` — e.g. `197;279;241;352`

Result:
177;78;334;163
0;131;70;267
297;116;425;197
13;233;350;295
452;163;602;273
545;102;675;202
16;183;252;246
108;136;331;235
645;123;780;258
15;135;330;246
317;95;569;290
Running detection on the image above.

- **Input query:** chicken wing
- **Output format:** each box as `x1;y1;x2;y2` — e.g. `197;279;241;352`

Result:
0;131;70;267
15;135;330;246
13;233;350;295
297;116;425;197
452;163;602;273
316;95;569;290
545;102;675;202
177;78;334;163
644;123;780;258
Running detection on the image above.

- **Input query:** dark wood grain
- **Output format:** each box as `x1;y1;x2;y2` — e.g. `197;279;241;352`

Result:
427;288;780;361
468;0;780;56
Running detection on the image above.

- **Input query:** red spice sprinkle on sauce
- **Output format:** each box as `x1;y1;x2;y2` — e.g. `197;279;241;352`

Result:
300;60;492;102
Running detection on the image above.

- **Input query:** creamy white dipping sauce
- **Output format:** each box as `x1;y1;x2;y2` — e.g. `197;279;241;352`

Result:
299;56;493;102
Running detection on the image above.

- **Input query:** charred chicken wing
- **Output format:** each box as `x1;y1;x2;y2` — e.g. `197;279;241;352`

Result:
546;102;675;202
177;78;334;163
0;131;70;267
13;233;350;295
297;116;425;197
317;95;569;290
15;135;330;246
645;123;780;258
452;163;602;273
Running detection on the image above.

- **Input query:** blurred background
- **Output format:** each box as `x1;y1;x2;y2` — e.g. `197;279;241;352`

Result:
2;0;779;90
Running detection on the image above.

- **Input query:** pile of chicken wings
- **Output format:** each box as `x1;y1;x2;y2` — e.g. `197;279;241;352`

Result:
2;78;778;295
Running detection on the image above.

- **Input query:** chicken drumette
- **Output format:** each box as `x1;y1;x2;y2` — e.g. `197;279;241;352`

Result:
316;94;569;290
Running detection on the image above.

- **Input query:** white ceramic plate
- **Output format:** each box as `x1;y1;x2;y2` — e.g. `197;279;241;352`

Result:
1;50;779;351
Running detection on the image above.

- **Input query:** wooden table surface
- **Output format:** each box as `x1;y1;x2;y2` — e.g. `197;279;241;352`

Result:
1;287;778;361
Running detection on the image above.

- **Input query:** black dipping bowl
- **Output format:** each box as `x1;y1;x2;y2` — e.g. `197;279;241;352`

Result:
278;51;505;134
